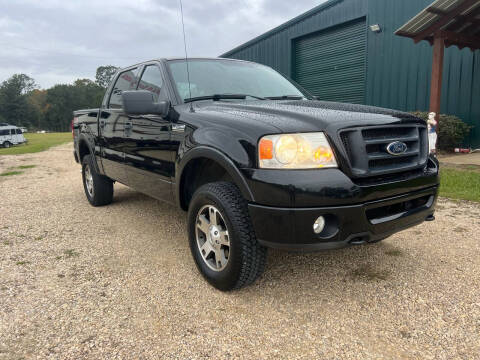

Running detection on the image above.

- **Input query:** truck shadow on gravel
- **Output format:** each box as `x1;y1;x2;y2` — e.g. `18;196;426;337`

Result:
262;243;406;288
109;188;414;291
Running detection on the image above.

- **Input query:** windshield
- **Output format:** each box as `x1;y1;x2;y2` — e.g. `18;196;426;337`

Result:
167;59;308;102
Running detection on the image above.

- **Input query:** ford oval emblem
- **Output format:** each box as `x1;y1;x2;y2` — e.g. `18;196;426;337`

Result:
386;141;408;155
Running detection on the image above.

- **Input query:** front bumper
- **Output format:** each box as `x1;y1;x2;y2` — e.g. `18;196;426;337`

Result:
248;185;438;251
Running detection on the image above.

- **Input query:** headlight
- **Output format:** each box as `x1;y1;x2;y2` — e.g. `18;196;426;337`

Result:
258;132;337;169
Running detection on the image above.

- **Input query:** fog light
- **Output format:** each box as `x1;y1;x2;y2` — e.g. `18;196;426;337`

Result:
313;216;325;234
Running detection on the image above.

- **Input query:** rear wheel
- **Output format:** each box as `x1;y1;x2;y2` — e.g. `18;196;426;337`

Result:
82;154;113;206
3;141;11;148
188;182;267;291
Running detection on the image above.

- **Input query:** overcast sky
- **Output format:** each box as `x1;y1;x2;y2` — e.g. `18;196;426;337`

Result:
0;0;326;88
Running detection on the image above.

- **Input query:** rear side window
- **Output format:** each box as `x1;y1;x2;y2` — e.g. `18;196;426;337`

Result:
0;130;8;136
137;65;165;102
109;68;139;109
10;129;15;135
16;129;22;134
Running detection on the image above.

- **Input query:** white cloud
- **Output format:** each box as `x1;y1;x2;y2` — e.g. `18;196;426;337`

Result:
0;0;325;88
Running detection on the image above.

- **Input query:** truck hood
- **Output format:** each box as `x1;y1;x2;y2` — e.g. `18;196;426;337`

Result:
192;100;423;134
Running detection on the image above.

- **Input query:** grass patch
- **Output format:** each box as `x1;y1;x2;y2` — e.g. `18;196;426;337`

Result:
350;265;390;281
64;249;79;258
440;168;480;202
16;261;30;265
0;133;72;155
0;171;23;176
17;165;36;169
385;249;403;257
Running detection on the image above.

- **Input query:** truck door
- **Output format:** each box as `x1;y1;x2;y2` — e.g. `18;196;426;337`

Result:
122;63;174;203
98;67;140;184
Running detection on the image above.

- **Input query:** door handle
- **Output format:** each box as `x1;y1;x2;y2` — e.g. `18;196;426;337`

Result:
99;119;106;128
124;122;133;130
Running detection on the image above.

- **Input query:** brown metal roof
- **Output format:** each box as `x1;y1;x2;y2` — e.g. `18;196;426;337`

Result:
395;0;480;51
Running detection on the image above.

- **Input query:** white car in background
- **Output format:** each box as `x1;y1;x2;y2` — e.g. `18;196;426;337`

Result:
0;124;27;148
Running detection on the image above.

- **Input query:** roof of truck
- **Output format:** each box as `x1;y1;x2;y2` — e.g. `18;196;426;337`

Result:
121;57;256;69
162;57;252;62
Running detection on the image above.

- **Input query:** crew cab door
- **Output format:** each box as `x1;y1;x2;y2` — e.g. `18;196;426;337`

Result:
98;67;140;184
122;64;175;203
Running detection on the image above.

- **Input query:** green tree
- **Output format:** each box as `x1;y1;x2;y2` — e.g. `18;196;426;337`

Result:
27;89;48;130
95;65;119;88
1;71;109;132
43;79;105;132
0;74;38;128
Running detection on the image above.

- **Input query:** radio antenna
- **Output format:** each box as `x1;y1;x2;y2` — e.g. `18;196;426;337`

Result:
179;0;194;112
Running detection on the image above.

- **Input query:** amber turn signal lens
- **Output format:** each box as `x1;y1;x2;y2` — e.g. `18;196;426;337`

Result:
259;138;273;160
314;146;333;162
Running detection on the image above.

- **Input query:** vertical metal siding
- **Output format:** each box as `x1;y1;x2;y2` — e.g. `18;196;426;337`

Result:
293;19;367;103
223;0;368;77
366;0;480;147
223;0;479;147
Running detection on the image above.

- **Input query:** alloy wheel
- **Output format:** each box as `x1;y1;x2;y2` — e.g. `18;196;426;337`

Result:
195;205;230;271
84;165;94;197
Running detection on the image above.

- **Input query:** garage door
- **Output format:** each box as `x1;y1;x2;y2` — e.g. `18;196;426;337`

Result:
293;19;367;104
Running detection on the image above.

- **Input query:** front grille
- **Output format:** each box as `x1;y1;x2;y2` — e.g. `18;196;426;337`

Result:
339;124;428;178
369;156;416;169
340;133;353;160
362;127;414;140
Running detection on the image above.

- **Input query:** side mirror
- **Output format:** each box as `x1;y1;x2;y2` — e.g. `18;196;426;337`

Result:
122;90;170;117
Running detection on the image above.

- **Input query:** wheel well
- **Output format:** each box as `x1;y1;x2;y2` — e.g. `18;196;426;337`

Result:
180;158;235;211
78;140;90;162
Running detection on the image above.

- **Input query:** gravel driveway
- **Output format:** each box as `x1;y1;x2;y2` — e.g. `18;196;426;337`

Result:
1;143;479;359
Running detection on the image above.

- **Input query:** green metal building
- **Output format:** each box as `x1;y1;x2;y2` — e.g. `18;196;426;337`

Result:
222;0;480;147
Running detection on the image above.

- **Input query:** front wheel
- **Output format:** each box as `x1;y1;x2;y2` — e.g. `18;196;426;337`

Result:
82;154;113;206
188;182;267;291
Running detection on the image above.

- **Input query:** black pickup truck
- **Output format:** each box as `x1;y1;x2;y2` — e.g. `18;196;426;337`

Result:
73;58;439;290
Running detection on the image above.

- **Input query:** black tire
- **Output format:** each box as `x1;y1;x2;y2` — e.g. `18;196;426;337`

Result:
81;154;113;206
3;141;11;148
188;182;267;291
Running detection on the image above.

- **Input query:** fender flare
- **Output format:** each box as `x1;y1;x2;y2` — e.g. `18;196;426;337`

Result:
77;133;101;174
175;146;255;208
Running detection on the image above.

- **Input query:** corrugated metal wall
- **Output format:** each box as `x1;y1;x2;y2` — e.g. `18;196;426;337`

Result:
366;0;480;147
293;18;367;103
222;0;368;77
223;0;480;147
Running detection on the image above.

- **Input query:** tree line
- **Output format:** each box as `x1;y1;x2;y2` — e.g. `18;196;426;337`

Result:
0;66;119;132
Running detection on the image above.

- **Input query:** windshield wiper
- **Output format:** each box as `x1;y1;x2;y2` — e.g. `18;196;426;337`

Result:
184;94;266;103
265;95;304;100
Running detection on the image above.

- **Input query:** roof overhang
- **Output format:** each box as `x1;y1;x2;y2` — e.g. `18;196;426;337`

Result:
395;0;480;51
